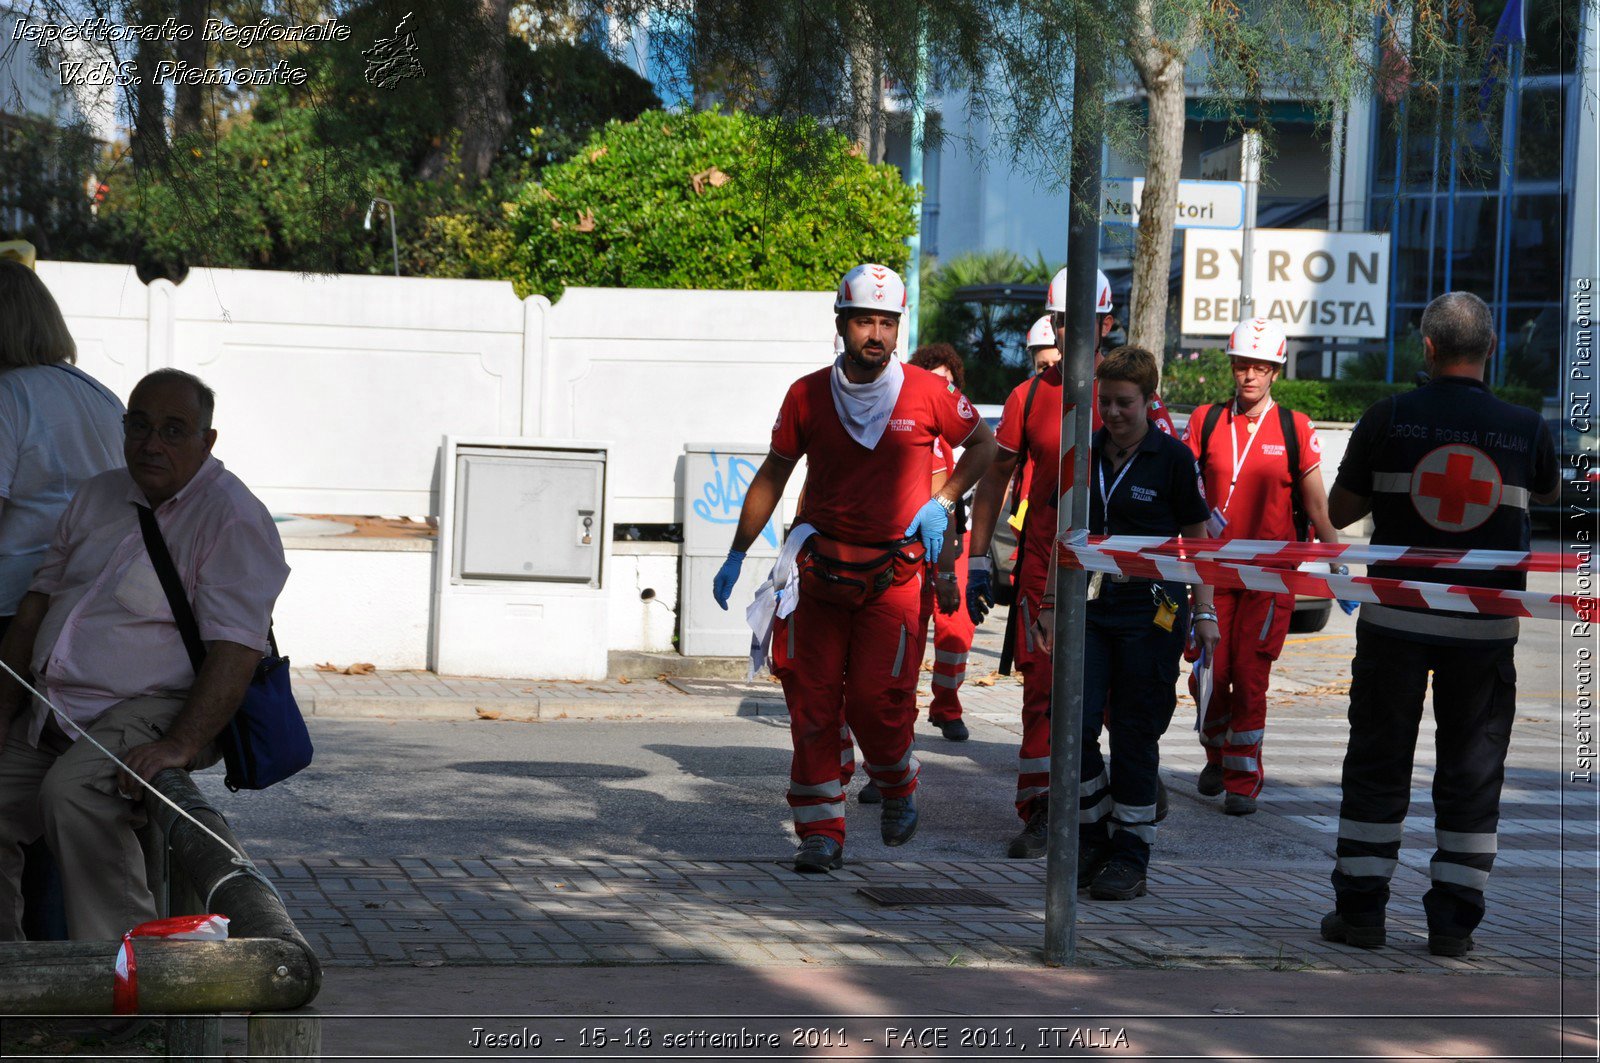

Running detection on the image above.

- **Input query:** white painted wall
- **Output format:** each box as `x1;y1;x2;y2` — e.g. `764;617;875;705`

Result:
607;544;680;653
38;264;825;525
274;543;433;670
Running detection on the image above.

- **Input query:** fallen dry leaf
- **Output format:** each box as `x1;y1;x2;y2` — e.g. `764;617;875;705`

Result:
657;673;670;681
971;677;997;687
574;208;596;232
689;166;730;195
920;661;934;672
551;217;563;230
344;662;375;675
587;145;608;163
475;708;502;720
618;675;632;685
314;662;338;672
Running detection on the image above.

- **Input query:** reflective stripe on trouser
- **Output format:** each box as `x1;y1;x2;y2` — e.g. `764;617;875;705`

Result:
1011;520;1055;820
1332;623;1518;935
1196;588;1291;799
929;543;975;723
772;574;925;843
1080;580;1186;872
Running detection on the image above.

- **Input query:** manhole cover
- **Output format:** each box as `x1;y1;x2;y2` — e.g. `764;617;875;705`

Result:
856;887;1007;907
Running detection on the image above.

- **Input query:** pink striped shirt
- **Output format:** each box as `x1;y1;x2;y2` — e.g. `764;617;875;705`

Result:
24;456;289;746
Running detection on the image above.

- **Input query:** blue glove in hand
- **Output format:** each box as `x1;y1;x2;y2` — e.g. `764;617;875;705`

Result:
712;550;745;610
1331;563;1359;615
904;497;949;564
966;556;995;625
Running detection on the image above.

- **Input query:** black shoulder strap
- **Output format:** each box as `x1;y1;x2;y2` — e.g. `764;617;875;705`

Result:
1007;372;1048;515
136;504;207;673
1278;404;1310;542
1197;403;1226;464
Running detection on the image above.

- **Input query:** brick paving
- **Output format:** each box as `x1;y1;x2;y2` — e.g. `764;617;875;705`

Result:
277;606;1595;979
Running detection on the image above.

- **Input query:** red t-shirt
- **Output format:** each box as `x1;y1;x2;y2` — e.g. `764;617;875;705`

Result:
1183;400;1322;543
995;368;1178;510
772;365;981;543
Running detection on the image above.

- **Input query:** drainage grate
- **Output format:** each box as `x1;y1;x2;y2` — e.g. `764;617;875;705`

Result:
856;886;1007;907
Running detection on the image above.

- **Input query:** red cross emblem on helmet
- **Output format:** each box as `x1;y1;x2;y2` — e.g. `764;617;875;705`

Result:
1410;444;1503;532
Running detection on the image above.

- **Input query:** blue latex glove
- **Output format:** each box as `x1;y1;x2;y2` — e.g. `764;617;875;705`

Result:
966;555;995;625
904;498;949;564
1331;563;1359;615
712;550;745;610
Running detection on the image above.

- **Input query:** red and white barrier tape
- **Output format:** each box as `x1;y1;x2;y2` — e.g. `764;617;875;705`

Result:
1079;535;1580;573
1057;543;1595;623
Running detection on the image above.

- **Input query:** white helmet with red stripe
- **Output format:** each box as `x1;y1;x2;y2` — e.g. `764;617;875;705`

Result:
1045;267;1113;314
1025;315;1056;349
834;263;906;315
1226;317;1289;364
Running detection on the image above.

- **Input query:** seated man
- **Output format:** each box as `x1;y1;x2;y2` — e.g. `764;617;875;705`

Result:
0;368;289;941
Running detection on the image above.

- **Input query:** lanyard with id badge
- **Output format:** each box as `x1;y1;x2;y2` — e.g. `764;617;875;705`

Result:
1096;445;1179;631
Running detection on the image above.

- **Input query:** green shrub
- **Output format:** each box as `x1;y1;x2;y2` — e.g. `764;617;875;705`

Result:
1163;350;1545;424
506;110;918;299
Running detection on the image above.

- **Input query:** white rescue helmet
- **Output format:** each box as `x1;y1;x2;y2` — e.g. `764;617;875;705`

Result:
834;263;907;315
1226;317;1289;365
1025;315;1056;349
1045;267;1113;315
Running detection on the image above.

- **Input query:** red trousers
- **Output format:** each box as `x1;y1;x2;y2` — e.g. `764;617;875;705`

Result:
1010;515;1055;820
772;573;924;844
1196;588;1293;798
926;540;975;723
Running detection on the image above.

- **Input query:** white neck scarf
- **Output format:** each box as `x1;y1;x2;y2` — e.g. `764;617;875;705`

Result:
829;354;904;450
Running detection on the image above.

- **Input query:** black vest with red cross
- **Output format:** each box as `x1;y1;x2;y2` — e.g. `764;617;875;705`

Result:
1337;375;1556;647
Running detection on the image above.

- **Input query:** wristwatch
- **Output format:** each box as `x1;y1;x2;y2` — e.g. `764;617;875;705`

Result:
932;494;956;515
936;572;959;584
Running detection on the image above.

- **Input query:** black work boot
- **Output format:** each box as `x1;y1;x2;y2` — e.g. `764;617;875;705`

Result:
858;780;882;804
1224;792;1257;816
1427;931;1475;957
1077;843;1112;888
793;835;845;873
937;719;970;742
880;794;919;846
1006;798;1049;859
1088;858;1148;900
1320;911;1386;949
1197;763;1224;797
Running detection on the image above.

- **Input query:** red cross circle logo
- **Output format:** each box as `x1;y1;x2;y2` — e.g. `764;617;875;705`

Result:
1410;444;1502;531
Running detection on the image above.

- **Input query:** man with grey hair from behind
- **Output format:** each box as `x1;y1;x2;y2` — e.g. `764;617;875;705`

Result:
0;368;290;941
1318;290;1559;958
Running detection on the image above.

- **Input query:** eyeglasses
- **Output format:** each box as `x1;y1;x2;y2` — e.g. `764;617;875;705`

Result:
123;417;198;445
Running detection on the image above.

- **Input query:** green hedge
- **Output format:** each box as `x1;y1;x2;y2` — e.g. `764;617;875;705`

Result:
1161;349;1543;423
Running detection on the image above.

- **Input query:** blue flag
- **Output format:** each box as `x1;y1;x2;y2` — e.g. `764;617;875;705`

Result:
1479;0;1526;114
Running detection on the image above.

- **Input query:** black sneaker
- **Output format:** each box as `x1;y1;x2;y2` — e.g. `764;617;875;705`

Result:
1427;932;1475;957
1088;858;1147;900
1224;792;1257;816
1077;845;1111;888
1320;911;1386;949
881;794;919;846
858;780;882;804
1155;778;1170;823
1006;800;1049;859
1197;763;1224;797
793;835;844;873
937;719;970;742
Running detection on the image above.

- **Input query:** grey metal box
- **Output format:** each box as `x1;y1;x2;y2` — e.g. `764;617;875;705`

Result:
452;448;604;585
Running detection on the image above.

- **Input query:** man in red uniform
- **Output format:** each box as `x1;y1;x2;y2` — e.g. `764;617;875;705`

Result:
1183;318;1341;814
966;269;1174;859
712;264;996;873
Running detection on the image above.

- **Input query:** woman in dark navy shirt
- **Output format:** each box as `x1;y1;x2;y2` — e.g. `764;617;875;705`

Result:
1033;346;1219;901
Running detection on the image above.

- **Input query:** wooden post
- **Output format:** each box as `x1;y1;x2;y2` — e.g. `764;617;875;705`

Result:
166;1015;221;1058
249;1013;322;1060
0;939;316;1013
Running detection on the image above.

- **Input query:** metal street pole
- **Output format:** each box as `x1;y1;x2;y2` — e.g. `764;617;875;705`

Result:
1238;130;1261;323
905;19;928;354
1043;14;1103;968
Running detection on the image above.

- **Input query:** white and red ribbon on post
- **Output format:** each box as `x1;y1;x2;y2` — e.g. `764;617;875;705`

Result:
1056;535;1596;624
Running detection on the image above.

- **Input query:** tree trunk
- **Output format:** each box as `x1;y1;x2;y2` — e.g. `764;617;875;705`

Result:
129;0;168;172
849;26;875;156
1124;0;1201;358
172;0;210;141
417;0;511;180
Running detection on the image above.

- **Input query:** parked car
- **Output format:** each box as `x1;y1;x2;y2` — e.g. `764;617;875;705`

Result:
1532;417;1600;529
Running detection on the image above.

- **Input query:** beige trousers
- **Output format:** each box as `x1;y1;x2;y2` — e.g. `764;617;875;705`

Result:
0;695;216;941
